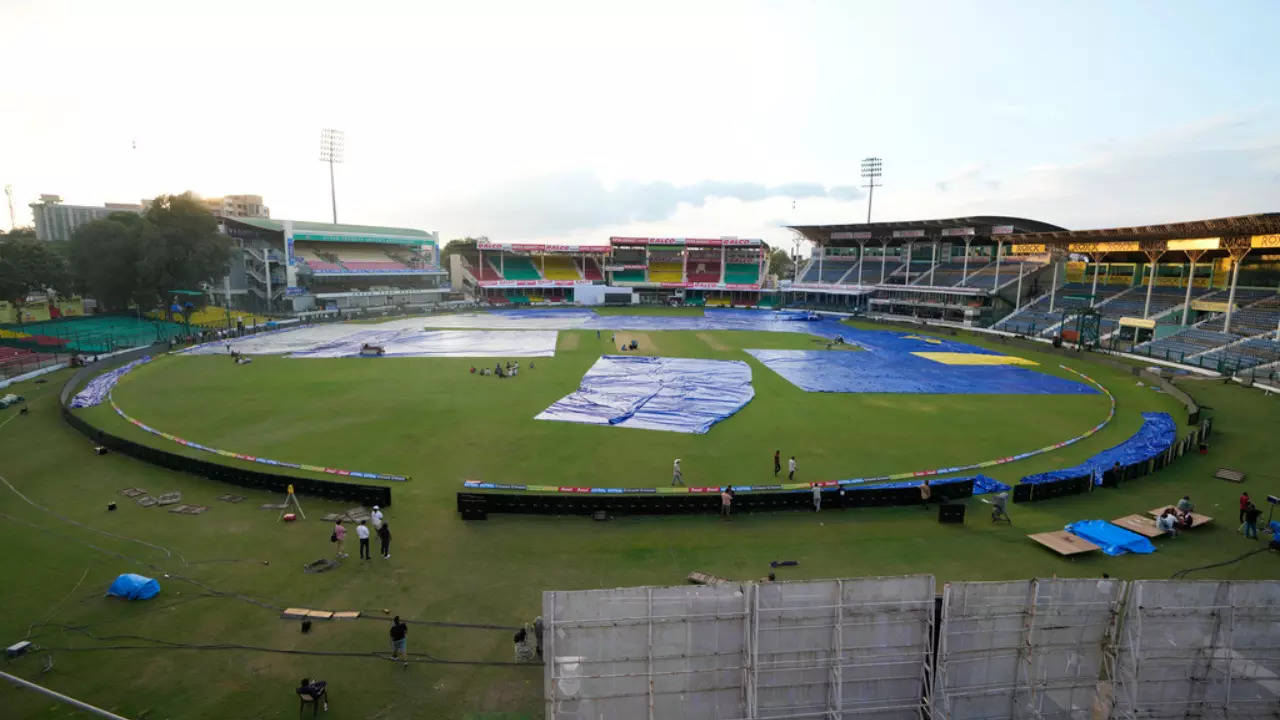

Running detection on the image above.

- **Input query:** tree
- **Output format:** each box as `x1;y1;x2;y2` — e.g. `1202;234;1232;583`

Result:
68;193;230;311
0;233;71;306
441;237;485;266
68;213;144;311
766;247;793;279
134;193;230;309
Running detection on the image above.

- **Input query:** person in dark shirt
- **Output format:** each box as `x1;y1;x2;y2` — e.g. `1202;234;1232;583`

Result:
377;522;391;559
390;616;408;666
773;450;781;477
296;678;328;711
1243;503;1263;540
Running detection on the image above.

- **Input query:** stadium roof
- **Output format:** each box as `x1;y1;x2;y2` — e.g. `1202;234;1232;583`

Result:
1011;212;1280;242
226;216;436;239
789;216;1066;246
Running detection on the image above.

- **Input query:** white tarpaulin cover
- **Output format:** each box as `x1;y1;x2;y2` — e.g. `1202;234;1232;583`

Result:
184;326;557;358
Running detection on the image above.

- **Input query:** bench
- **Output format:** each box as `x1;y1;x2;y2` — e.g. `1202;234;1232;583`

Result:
1147;507;1213;528
1028;530;1100;556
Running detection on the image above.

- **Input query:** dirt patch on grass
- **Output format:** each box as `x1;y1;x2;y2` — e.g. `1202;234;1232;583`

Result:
557;332;579;351
696;332;731;352
613;332;656;353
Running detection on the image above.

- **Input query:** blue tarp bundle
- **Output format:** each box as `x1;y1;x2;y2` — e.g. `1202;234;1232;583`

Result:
69;356;151;408
855;474;1010;495
107;573;161;600
535;355;754;434
1065;520;1157;556
1021;412;1177;485
745;349;1097;395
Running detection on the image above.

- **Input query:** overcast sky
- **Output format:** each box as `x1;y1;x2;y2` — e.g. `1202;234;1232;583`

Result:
2;0;1278;247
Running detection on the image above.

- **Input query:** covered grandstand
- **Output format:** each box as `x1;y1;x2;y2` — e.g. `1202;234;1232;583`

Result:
219;217;449;314
788;214;1280;373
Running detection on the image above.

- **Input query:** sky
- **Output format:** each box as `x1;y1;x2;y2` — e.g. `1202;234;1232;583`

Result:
2;0;1278;249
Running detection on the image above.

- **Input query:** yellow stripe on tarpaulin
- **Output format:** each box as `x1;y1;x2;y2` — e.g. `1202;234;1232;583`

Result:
912;352;1039;366
901;335;943;344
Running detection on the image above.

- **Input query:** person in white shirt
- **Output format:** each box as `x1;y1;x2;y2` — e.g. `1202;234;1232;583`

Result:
370;505;384;530
812;483;822;512
788;456;797;482
672;459;683;486
356;520;372;560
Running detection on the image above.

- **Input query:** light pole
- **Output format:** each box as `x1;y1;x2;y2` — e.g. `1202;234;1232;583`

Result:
860;157;882;224
319;129;345;224
3;185;13;231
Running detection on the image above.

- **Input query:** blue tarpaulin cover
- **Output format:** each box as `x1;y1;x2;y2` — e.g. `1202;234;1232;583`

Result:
1021;412;1176;485
535;355;754;434
107;573;161;600
745;349;1097;395
1065;520;1157;556
854;474;1011;495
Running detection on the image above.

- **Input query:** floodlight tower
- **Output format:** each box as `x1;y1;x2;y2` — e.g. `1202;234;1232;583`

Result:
319;129;345;224
860;157;882;224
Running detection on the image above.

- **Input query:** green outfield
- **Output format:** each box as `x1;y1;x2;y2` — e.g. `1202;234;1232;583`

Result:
0;312;1276;719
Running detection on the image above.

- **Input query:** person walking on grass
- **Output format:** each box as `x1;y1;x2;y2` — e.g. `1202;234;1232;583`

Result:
773;450;781;478
332;520;348;558
812;482;822;512
378;521;391;559
357;520;371;560
788;456;797;482
672;458;684;486
371;505;384;530
720;487;733;519
919;480;932;509
1239;492;1250;524
389;616;408;667
1243;503;1262;540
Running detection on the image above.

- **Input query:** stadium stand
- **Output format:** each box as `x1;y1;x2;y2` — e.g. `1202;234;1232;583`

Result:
686;251;722;283
494;255;542;281
957;260;1029;288
801;258;857;284
540;255;582;281
1223;294;1280;335
647;252;683;283
918;261;973;287
580;257;604;281
294;245;345;272
724;262;760;285
332;245;411;272
463;253;502;281
612;269;646;283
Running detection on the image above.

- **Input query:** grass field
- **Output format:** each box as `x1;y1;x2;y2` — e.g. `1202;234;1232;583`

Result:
1;310;1277;719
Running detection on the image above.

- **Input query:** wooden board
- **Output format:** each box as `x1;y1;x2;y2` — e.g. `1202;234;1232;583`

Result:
1214;468;1246;483
331;611;361;620
1028;530;1100;556
1113;514;1166;538
306;610;335;619
687;571;729;585
1146;508;1213;528
281;608;311;619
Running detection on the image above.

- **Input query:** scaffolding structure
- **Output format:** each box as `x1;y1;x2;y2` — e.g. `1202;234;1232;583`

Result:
543;576;936;719
1114;580;1280;719
933;578;1124;719
543;577;1280;720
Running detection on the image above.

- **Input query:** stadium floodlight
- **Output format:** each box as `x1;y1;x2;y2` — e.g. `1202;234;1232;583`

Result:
860;157;883;224
319;129;345;224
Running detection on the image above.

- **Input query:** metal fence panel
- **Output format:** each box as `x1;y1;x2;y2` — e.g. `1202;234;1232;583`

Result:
1113;580;1280;719
934;578;1123;720
545;575;934;720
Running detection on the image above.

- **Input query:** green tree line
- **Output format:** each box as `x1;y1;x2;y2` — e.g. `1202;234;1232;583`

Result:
0;192;231;312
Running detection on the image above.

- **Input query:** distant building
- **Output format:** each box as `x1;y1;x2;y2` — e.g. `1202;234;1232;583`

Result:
28;194;143;243
201;194;269;219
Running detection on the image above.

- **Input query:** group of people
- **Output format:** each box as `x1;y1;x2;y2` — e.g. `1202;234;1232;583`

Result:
1155;496;1197;536
471;360;531;378
296;615;411;704
1239;492;1265;539
330;505;391;560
